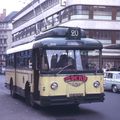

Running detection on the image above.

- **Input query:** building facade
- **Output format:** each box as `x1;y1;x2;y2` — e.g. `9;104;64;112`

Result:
0;11;17;71
11;0;120;68
0;9;6;21
0;22;12;67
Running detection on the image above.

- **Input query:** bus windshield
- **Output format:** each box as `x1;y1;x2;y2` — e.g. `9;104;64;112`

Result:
41;49;101;73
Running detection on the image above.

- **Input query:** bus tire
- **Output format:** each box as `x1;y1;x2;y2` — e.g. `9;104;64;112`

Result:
30;94;36;107
10;80;16;98
25;83;35;107
112;85;118;93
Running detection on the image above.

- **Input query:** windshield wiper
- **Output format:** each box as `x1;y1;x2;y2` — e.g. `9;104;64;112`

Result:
56;64;72;74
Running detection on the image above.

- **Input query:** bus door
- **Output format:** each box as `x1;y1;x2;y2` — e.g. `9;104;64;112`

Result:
33;48;40;100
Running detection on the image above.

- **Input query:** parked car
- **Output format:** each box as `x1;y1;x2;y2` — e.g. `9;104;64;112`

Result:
2;67;5;74
104;71;120;93
0;66;5;74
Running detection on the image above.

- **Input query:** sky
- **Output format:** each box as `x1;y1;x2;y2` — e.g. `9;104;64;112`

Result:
0;0;31;15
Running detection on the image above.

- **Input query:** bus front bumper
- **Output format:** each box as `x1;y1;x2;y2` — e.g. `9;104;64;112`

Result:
40;93;105;106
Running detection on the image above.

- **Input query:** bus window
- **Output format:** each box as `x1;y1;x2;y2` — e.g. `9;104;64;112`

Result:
51;54;58;68
75;50;83;70
87;50;100;71
45;50;76;71
41;51;49;71
41;49;101;73
57;54;68;67
28;58;32;68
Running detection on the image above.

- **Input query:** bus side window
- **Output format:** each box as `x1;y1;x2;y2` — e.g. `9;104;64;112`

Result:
28;58;32;68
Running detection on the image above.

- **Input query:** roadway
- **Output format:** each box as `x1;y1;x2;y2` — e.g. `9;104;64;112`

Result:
0;75;120;120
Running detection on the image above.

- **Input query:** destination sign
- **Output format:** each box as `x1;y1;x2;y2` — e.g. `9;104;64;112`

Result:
66;27;81;40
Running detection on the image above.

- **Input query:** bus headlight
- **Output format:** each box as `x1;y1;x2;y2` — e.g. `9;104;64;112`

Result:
51;82;58;90
93;81;100;88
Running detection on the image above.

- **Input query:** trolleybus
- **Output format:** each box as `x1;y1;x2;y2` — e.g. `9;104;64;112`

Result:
5;26;104;106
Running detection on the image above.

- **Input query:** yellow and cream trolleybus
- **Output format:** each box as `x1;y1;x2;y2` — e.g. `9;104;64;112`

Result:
5;26;104;106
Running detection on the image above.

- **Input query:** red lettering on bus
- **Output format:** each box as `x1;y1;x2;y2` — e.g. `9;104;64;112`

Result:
64;75;88;82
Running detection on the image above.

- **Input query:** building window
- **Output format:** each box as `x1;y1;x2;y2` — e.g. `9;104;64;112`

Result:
46;16;53;29
93;6;112;20
61;8;69;22
30;24;36;35
116;31;120;40
13;0;59;29
53;13;60;26
86;30;112;45
93;30;111;40
26;26;31;36
41;20;47;31
116;8;120;20
70;5;89;20
37;21;42;32
35;5;42;16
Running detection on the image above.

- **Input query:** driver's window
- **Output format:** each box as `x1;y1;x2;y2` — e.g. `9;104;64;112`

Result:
51;54;58;68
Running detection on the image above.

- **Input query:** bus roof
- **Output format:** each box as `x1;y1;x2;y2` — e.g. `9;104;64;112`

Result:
35;26;86;40
7;27;102;54
6;42;34;54
7;37;102;54
34;37;102;49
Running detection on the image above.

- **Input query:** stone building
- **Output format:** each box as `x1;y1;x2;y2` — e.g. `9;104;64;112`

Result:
0;11;17;69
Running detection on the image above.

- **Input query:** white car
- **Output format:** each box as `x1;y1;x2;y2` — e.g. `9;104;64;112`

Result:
104;71;120;93
1;67;5;74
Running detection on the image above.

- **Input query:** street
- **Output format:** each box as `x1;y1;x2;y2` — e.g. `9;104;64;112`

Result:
0;75;120;120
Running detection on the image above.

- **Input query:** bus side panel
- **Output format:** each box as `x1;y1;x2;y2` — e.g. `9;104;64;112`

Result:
14;69;33;96
16;70;28;90
5;69;16;89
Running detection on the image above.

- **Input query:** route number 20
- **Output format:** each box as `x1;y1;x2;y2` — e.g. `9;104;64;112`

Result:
71;30;79;37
